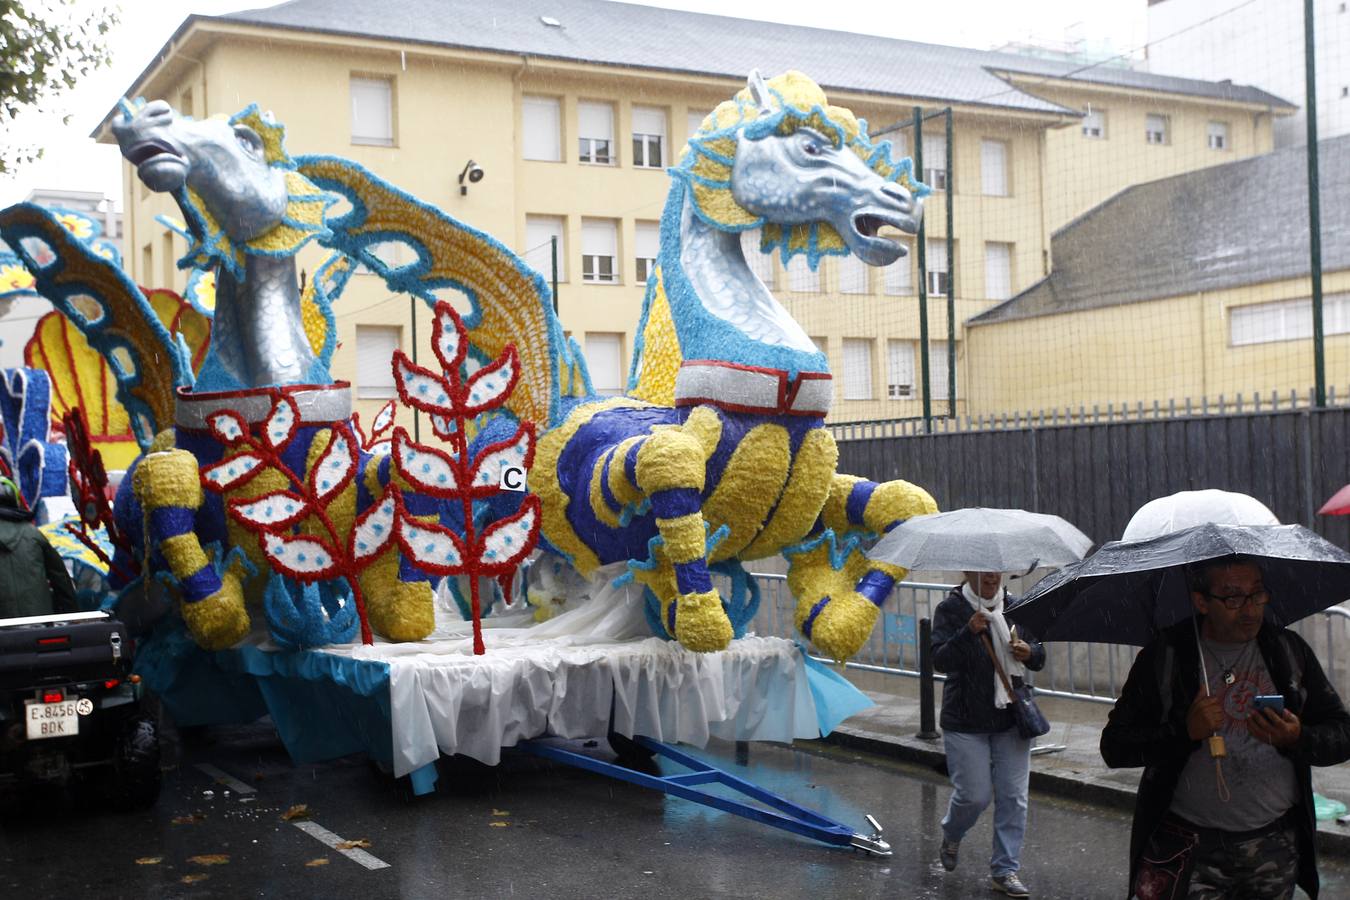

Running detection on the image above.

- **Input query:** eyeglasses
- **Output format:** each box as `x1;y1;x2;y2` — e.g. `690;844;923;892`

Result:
1204;589;1271;611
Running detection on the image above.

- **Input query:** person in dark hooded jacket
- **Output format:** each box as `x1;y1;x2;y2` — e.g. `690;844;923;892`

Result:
0;476;77;619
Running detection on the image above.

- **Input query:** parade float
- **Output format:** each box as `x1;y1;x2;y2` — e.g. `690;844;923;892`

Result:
0;70;934;851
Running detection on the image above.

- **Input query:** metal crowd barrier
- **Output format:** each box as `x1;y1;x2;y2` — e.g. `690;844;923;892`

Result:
745;573;1350;705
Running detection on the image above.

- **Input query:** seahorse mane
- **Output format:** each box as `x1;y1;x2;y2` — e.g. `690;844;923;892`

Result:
672;71;930;270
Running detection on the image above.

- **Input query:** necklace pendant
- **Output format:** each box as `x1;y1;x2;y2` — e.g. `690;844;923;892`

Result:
1224;670;1236;686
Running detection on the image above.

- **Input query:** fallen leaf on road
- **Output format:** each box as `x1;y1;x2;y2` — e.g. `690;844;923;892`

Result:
188;854;230;866
305;858;330;867
281;804;310;821
491;809;510;816
181;874;209;884
134;857;162;865
488;821;508;828
335;839;372;850
172;813;205;825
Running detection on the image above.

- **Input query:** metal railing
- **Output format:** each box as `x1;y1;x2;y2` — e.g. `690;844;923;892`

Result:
746;573;1350;704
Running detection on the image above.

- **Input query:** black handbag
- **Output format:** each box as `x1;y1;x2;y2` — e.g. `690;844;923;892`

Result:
981;632;1051;739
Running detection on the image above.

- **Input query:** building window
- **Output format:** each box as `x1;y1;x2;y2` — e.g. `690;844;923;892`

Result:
1082;107;1106;139
984;241;1012;302
887;340;915;399
524;215;565;281
686;110;708;142
350;75;394;146
927;340;957;400
1145;113;1169;145
141;242;151;283
1207;121;1230;150
891;131;909;160
523;95;562;161
354;240;409;275
632;106;666;169
811;336;827;356
356;325;400;398
585;332;625;396
839;254;869;294
635;220;659;283
926;240;950;296
922;134;947;191
842;338;874;400
1229;294;1350;345
578;101;615;165
980;139;1008;197
581;218;619;283
161;232;175;289
884;241;914;296
740;229;775;287
179;88;193;118
787;254;819;293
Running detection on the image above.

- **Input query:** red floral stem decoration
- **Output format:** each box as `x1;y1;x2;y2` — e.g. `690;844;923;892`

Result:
389;300;540;655
62;407;137;584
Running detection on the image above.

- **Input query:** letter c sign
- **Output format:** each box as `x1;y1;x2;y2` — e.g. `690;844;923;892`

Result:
500;465;527;492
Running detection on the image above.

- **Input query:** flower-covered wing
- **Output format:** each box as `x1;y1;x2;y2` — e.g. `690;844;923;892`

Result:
477;495;541;572
395;510;466;575
228;490;309;530
206;410;248;446
369;400;395;439
201;452;265;492
261;532;339;582
349;487;397;561
263;395;300;450
308;424;358;502
469;422;535;490
391;427;460;497
462;346;519;416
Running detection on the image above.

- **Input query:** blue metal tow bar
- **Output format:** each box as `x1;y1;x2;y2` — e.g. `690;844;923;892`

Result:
518;735;891;856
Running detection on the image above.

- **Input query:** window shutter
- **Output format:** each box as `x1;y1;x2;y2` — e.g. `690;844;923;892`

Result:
523;96;561;161
984;242;1012;301
884;243;913;295
839;254;868;294
632;106;666;137
687;110;707;141
842;339;873;400
525;215;565;280
635;221;659;260
928;341;953;399
351;77;393;145
581;219;617;257
578;102;614;141
585;333;624;396
887;341;915;398
787;254;819;292
980;140;1008;196
356;326;399;398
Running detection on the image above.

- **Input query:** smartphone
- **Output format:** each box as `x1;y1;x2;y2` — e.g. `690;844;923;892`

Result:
1252;695;1286;714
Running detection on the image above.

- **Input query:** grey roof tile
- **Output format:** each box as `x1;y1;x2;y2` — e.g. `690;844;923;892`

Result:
216;0;1291;114
969;135;1350;325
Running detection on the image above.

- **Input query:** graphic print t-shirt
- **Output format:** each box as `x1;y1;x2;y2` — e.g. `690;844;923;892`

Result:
1168;638;1298;831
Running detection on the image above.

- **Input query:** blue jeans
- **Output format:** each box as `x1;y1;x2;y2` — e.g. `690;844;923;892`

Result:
941;726;1032;877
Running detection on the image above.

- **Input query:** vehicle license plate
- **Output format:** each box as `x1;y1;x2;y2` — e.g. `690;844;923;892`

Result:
25;698;79;740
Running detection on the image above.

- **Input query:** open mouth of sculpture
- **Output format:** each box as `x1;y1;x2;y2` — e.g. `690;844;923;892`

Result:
852;211;916;243
125;139;182;168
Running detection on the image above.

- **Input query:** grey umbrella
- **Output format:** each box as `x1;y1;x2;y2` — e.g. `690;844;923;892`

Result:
865;507;1093;574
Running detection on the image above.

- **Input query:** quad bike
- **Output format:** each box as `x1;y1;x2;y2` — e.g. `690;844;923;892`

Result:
0;610;160;810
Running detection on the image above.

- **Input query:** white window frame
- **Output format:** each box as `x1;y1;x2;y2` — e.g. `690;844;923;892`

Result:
585;332;625;396
634;220;659;284
1207;121;1229;151
356;325;400;398
1228;295;1350;345
839;254;869;295
922;135;948;191
581;218;619;284
524;215;565;282
1082;108;1106;139
980;139;1008;197
522;95;562;162
984;241;1012;302
350;75;394;147
926;240;950;296
631;106;667;169
578;101;616;166
1145;113;1169;146
886;340;915;400
842;338;874;401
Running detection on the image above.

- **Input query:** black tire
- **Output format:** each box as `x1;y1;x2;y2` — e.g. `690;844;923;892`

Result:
607;731;656;764
106;716;161;811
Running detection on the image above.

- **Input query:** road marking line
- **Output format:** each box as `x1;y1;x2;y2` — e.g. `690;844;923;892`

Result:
292;820;391;870
195;763;256;795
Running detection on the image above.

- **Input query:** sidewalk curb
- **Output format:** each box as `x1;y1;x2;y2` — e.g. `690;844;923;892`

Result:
825;724;1350;857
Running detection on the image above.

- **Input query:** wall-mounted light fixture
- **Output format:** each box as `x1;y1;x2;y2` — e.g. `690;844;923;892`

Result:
458;160;484;195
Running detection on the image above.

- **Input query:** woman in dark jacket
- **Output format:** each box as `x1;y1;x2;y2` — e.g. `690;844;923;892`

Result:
931;571;1047;898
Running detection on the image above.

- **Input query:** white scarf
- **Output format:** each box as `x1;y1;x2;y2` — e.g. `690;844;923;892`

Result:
963;581;1025;709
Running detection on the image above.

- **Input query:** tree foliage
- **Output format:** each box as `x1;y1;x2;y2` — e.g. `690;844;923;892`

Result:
0;0;118;175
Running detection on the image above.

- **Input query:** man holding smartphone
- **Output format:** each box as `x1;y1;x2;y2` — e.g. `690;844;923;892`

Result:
1101;556;1350;899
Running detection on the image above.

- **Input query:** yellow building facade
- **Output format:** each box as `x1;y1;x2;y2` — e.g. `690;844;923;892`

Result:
100;12;1288;426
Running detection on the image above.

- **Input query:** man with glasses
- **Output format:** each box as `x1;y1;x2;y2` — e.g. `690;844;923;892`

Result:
1101;555;1350;899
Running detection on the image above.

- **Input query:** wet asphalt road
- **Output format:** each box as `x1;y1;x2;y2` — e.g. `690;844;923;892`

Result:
3;723;1350;899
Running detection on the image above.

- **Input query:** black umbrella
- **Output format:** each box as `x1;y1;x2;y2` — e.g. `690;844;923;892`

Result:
1005;523;1350;646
